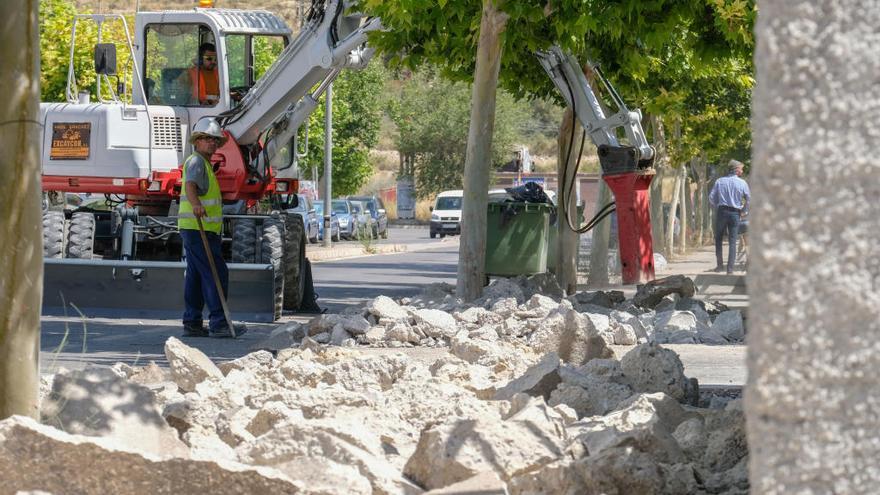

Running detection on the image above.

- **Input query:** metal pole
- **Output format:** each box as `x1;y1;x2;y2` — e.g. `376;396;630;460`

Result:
323;83;333;247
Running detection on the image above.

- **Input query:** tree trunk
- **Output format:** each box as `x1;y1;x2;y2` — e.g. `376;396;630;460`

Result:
555;107;581;294
665;166;683;260
679;164;688;254
649;115;667;256
0;0;42;420
455;0;509;301
587;180;612;287
694;158;705;245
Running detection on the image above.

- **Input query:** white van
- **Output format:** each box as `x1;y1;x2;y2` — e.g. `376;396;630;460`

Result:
430;190;463;238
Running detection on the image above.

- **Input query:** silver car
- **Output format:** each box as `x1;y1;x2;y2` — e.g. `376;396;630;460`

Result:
348;200;375;240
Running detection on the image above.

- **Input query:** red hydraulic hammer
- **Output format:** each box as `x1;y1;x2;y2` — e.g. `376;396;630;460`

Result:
598;145;656;285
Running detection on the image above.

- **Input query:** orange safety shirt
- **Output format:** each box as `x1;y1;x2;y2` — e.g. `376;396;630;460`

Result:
187;66;219;105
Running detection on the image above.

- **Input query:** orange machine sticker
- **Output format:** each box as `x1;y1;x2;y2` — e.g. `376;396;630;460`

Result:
50;122;91;160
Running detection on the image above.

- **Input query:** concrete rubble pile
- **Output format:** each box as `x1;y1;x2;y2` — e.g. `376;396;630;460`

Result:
2;335;747;494
260;274;745;353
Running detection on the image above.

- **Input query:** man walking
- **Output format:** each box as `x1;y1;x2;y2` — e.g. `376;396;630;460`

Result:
709;159;750;274
177;118;245;338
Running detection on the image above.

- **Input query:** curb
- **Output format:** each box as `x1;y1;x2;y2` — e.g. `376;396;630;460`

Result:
307;243;408;262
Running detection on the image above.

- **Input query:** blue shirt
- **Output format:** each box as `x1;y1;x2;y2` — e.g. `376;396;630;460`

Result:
709;174;750;211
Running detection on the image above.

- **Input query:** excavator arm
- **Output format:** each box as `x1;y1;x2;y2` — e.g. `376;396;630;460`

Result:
221;0;380;169
535;46;654;174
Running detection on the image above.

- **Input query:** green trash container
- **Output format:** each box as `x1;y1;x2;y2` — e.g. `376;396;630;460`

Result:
485;202;552;276
547;205;584;272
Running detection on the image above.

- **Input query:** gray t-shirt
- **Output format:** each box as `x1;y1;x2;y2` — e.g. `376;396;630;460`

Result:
183;153;210;196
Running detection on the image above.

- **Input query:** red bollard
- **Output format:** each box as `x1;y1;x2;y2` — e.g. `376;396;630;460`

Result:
603;171;656;284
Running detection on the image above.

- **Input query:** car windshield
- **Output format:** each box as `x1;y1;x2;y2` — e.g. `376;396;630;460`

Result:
351;203;362;213
332;201;349;214
289;195;308;212
435;196;462;210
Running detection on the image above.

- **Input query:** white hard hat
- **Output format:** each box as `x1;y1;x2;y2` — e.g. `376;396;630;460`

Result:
190;117;228;145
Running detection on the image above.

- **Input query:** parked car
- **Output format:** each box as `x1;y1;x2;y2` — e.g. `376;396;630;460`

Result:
430;190;463;238
332;199;359;240
313;201;341;242
286;193;320;243
348;195;388;239
348;200;375;240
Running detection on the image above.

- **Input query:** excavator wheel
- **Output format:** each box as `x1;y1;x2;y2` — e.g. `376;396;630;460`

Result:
260;217;285;320
65;212;95;259
231;218;258;263
42;210;65;259
282;214;307;311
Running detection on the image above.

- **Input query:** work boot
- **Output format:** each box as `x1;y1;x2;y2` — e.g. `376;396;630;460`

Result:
182;321;208;337
209;322;248;339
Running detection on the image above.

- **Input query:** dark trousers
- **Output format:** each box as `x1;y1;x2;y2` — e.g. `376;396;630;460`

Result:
715;207;740;272
180;229;229;330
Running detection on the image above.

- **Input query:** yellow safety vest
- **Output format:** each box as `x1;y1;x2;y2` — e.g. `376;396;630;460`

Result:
178;153;222;233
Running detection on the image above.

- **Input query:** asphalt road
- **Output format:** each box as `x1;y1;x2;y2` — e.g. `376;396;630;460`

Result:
39;237;461;373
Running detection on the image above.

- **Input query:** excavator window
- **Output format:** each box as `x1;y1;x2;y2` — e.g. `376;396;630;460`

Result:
143;23;219;107
225;33;286;105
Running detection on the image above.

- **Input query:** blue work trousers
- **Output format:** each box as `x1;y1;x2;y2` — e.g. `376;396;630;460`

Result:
180;229;229;330
714;207;741;272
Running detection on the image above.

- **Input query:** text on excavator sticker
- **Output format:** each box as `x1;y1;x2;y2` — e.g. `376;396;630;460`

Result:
50;122;91;160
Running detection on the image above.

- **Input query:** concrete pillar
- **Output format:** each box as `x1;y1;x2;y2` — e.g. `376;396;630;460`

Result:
747;1;880;492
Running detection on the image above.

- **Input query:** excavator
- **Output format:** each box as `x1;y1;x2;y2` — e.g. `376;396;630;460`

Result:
39;0;654;323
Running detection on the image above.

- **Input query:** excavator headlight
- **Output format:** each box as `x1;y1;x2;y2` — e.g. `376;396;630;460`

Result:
147;180;162;192
276;181;290;193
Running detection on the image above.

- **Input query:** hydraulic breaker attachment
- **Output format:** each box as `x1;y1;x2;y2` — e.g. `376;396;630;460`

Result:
42;259;277;322
602;171;656;284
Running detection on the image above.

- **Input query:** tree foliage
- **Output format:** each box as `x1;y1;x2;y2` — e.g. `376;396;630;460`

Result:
300;63;386;196
388;69;526;198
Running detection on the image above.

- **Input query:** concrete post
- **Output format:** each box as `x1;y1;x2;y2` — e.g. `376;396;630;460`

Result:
322;83;332;247
747;1;880;491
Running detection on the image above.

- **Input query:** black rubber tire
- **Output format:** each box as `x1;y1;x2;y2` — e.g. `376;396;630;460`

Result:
282;214;306;311
261;218;285;320
65;212;95;259
372;225;378;239
231;219;258;263
430;231;436;239
42;210;65;259
440;233;446;239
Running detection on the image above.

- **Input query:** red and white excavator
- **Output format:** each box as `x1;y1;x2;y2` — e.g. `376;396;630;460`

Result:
40;0;654;322
41;0;379;320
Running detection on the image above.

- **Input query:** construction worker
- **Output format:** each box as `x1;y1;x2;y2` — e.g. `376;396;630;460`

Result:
177;118;244;338
182;42;220;106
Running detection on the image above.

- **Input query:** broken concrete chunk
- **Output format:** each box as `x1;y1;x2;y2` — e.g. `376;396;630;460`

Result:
633;275;696;308
711;310;745;342
620;343;689;401
250;322;305;352
494;352;561;401
403;406;566;489
41;367;189;459
367;295;411;320
412;308;458;338
424;471;507;495
164;337;224;393
0;415;303;493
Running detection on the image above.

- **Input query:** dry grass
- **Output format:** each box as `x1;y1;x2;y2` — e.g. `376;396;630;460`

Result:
384;198;398;220
369;149;400;173
415;199;432;222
